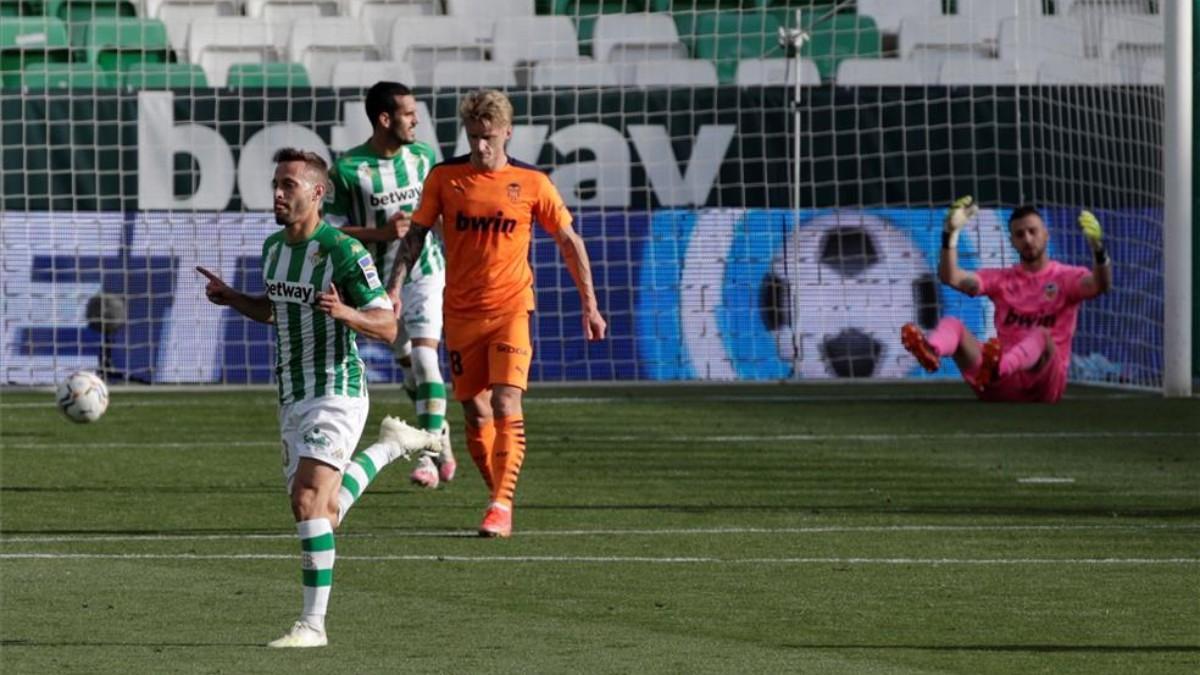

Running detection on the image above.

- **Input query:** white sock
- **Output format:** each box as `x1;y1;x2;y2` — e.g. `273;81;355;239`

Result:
296;518;334;633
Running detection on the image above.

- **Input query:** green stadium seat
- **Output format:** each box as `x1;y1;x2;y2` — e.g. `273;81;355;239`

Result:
798;12;880;80
1;0;36;16
82;18;173;73
226;62;310;89
551;1;654;56
679;10;784;84
39;0;138;44
19;61;116;87
0;17;71;87
120;62;207;88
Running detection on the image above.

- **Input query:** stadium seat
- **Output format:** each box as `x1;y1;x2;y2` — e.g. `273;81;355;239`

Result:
83;18;173;73
1139;54;1163;85
490;16;580;67
1063;0;1153;57
0;17;71;87
39;0;138;44
287;17;379;86
734;57;819;86
156;3;233;59
431;60;517;88
997;17;1086;62
1038;55;1129;84
937;58;1036;86
631;58;717;87
244;0;337;19
120;61;208;87
445;0;534;40
144;0;238;18
353;2;430;50
798;12;881;81
0;0;34;16
341;0;437;17
834;57;924;86
19;62;115;87
188;17;276;87
680;11;784;84
550;1;655;57
389;16;487;87
592;13;687;64
328;59;416;87
955;0;1047;23
854;0;941;35
1101;14;1164;81
899;15;993;82
529;59;621;88
226;60;310;87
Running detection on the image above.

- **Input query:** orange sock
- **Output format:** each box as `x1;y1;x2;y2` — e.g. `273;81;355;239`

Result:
465;421;496;493
491;415;526;509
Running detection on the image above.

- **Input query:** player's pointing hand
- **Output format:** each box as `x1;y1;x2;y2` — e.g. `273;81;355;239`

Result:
197;266;237;306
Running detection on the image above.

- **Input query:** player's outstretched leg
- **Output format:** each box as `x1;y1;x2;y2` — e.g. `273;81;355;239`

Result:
338;417;440;522
408;344;456;489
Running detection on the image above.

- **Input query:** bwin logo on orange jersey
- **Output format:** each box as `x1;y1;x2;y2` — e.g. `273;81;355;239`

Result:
455;211;517;234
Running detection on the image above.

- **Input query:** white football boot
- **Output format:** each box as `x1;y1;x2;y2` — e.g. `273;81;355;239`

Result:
267;621;327;648
378;416;441;463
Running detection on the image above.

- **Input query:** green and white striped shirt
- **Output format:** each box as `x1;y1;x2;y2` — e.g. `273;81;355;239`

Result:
262;222;391;406
325;141;445;285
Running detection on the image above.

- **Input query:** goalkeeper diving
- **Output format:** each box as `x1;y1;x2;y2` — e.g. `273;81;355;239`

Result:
901;198;1112;403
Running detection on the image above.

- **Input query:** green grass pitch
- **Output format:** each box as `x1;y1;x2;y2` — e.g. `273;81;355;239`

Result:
2;383;1198;674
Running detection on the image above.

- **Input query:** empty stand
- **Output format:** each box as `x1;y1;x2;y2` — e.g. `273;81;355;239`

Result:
834;57;925;86
288;16;378;85
389;15;487;86
188;16;275;86
631;58;717;87
431;60;516;87
328;59;416;87
529;59;621;88
734;57;820;86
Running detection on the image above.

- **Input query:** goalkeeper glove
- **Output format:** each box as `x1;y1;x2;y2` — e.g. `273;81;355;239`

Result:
1078;210;1109;264
942;195;978;249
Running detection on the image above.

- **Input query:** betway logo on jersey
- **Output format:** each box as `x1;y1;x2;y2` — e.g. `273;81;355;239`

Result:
266;280;316;305
455;210;517;234
369;185;421;209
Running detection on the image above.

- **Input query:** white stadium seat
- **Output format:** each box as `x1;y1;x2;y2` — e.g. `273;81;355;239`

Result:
1064;0;1155;57
244;0;337;19
592;13;687;64
144;0;237;20
631;59;718;88
445;0;534;41
1038;55;1131;84
356;3;430;51
855;0;942;35
390;16;488;86
997;16;1087;62
490;16;579;66
341;0;438;18
328;60;417;88
288;17;380;86
735;58;820;86
188;17;276;87
938;58;1037;86
956;0;1048;23
900;16;996;82
431;61;517;88
157;3;231;57
530;60;622;88
1101;13;1164;82
835;58;925;86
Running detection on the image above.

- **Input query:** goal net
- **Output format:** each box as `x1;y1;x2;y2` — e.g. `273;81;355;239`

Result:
0;0;1172;390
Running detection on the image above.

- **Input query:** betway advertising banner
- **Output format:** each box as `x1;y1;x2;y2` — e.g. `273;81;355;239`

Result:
1;208;1156;386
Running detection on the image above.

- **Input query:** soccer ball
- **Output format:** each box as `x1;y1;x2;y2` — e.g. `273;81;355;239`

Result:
760;211;940;378
56;371;109;423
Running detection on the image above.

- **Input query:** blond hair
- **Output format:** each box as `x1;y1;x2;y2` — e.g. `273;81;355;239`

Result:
458;89;513;128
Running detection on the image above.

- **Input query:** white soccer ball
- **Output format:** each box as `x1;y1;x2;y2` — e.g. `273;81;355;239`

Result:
56;371;109;423
761;211;938;378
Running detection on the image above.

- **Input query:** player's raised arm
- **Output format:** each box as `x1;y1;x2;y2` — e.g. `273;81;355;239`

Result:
938;195;983;296
1075;210;1112;299
552;222;606;341
196;266;273;323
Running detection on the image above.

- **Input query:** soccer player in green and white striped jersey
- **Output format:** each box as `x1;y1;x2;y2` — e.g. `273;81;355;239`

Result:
325;81;456;490
198;148;440;648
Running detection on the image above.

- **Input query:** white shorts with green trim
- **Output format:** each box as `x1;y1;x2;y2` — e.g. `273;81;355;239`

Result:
278;394;369;492
392;269;445;359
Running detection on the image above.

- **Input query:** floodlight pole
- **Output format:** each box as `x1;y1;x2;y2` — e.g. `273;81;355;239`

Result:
1164;0;1193;397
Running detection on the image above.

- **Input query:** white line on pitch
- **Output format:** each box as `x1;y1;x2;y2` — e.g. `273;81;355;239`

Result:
4;430;1197;450
1018;477;1077;484
3;523;1197;544
0;552;1195;565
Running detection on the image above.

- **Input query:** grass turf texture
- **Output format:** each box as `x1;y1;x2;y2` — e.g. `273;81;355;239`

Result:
1;383;1197;674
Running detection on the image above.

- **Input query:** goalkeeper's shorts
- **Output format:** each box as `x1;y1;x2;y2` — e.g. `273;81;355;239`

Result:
444;310;533;402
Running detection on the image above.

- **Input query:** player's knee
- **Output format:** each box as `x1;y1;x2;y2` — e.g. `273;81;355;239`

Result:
462;398;492;429
410;344;440;383
492;388;523;419
289;486;323;520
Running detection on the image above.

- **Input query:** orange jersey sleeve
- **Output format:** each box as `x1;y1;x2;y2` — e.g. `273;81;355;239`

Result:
411;164;444;228
532;171;571;235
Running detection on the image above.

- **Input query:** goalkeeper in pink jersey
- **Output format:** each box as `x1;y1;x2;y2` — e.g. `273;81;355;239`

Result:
901;197;1112;403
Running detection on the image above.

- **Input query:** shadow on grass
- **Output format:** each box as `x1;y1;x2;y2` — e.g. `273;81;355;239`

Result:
0;639;262;648
784;643;1200;653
